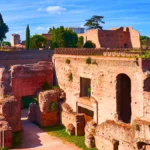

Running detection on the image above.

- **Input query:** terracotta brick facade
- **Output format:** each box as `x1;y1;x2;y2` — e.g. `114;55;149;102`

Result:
53;51;150;149
78;27;141;48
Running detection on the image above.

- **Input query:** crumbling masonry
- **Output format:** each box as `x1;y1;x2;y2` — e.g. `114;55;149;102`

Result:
0;48;150;149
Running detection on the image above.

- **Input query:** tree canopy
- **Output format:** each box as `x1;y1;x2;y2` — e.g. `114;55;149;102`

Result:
77;36;84;48
140;35;150;46
49;26;78;49
0;13;9;42
84;40;96;48
30;35;47;49
84;15;105;30
25;25;30;49
1;41;11;47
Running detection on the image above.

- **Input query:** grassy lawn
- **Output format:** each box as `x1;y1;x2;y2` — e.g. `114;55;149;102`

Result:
43;125;97;150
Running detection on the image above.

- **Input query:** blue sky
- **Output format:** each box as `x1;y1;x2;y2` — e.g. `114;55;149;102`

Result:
1;0;150;42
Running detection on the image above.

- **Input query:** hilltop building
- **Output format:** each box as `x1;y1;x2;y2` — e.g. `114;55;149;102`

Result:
11;34;20;47
78;27;141;49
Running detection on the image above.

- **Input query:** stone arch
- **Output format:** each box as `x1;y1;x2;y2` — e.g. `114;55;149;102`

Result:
116;74;131;123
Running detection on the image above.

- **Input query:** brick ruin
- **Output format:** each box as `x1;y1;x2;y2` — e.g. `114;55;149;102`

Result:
0;48;150;149
78;27;141;49
0;61;53;148
53;48;150;150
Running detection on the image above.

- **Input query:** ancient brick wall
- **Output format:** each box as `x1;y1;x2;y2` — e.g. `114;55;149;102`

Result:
53;54;145;124
0;115;12;148
11;61;53;108
0;96;21;132
0;50;53;66
61;111;85;136
28;90;59;127
78;27;141;48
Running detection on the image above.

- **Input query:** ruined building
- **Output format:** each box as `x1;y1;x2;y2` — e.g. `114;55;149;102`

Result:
78;27;141;49
0;48;150;149
53;48;150;150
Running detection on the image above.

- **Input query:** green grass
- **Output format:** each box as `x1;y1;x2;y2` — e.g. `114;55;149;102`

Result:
12;131;22;148
43;125;97;150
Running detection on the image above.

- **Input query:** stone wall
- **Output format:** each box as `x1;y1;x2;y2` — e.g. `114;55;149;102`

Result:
0;50;53;66
11;61;53;108
28;90;59;127
0;115;12;148
0;96;21;132
61;111;85;136
55;48;143;57
53;54;146;124
78;27;141;48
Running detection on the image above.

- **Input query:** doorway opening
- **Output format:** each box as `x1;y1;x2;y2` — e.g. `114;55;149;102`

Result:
116;74;131;123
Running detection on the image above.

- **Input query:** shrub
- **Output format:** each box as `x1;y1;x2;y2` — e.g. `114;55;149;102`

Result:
42;82;51;91
33;97;38;104
49;101;58;111
0;148;8;150
68;73;73;82
84;40;96;48
66;59;71;64
86;57;91;64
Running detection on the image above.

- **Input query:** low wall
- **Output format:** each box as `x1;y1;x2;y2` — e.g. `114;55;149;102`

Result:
0;50;53;66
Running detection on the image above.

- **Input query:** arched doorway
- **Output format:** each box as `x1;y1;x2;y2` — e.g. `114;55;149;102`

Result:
116;74;131;123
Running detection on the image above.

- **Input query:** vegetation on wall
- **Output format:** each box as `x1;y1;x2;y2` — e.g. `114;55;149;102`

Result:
84;15;105;30
49;26;78;49
25;25;30;49
86;57;92;64
84;40;96;48
49;101;58;111
66;59;71;64
140;35;150;47
30;35;47;49
0;13;9;44
68;73;73;82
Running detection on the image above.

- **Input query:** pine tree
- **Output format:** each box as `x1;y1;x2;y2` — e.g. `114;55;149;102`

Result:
25;25;30;49
0;13;9;45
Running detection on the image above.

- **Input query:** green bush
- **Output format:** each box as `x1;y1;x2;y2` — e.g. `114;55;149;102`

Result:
42;82;51;91
0;148;8;150
86;57;91;64
66;59;71;64
49;101;58;111
33;97;39;105
68;73;73;82
84;40;96;48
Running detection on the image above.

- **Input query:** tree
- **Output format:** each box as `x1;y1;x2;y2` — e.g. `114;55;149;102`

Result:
84;15;105;30
49;26;78;49
30;35;47;49
0;13;9;45
25;25;30;49
1;41;11;47
77;36;84;48
140;35;150;46
84;40;96;48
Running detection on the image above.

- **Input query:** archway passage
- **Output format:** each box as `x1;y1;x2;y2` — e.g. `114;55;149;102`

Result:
116;74;131;123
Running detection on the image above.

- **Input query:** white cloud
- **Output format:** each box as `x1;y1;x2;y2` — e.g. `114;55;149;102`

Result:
36;27;46;30
36;27;50;30
46;6;66;14
37;8;42;11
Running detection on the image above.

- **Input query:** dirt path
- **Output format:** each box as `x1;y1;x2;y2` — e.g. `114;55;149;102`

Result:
11;109;80;150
